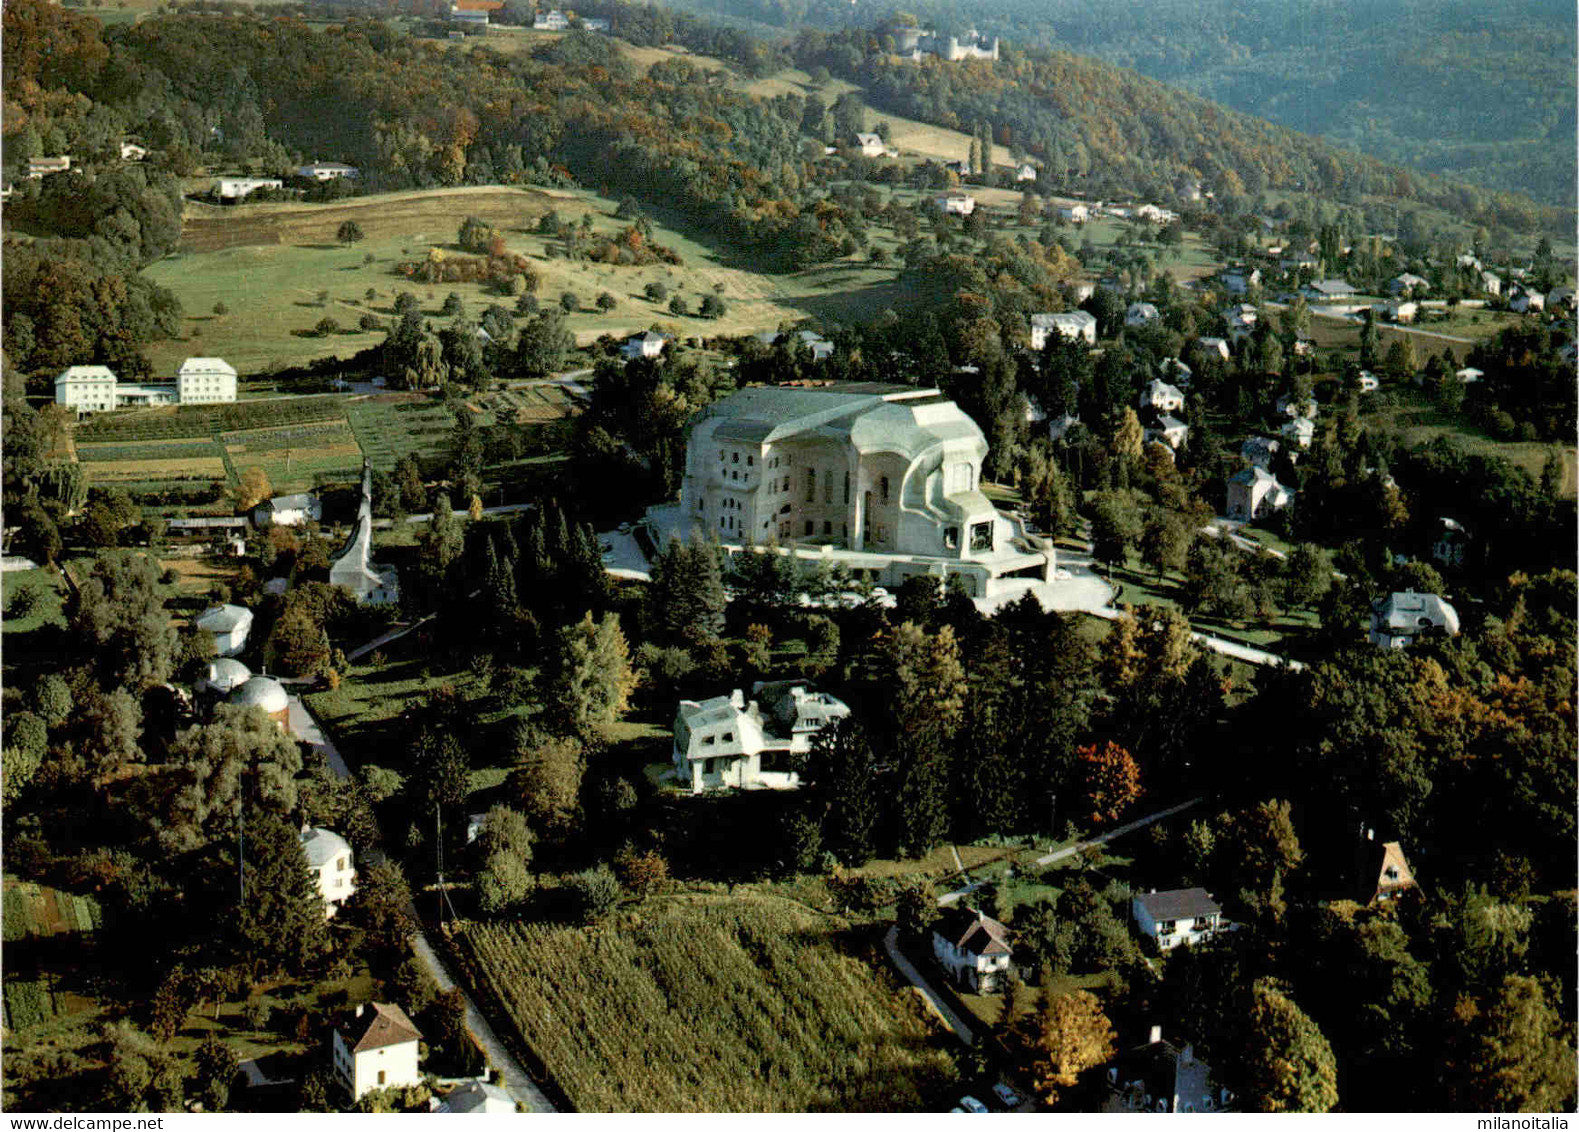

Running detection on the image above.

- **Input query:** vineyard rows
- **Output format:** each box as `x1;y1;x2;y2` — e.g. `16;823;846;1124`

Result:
77;397;347;442
77;442;223;463
455;897;955;1112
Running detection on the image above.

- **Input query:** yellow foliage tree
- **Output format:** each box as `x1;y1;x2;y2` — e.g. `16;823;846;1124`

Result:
234;466;272;512
1028;990;1116;1106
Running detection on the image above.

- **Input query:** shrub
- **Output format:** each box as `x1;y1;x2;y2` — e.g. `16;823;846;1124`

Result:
667;295;688;316
559;291;578;313
644;281;668;302
564;865;621;923
596;292;617;311
315;317;339;337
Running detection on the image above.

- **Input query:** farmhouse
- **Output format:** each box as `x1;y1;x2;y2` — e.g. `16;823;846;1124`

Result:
1145;415;1189;451
1240;437;1279;468
670;681;850;793
193;604;254;658
1389;273;1429;296
217;177;283;201
1104;1027;1233;1114
931;907;1013;992
1368;591;1460;649
333;1003;422;1101
120;142;149;162
1132;888;1223;952
621;330;669;360
1220;267;1260;295
331;461;400;604
1279;417;1315;452
27;156;71;178
1031;310;1097;349
253;493;322;528
300;826;357;919
852;132;886;158
755;329;834;362
1303;279;1357;301
1479;271;1502;297
1509;288;1545;314
432;1081;515;1113
1226;466;1294;521
1195;336;1230;361
1057;204;1090;224
532;8;569;29
648;383;1055;600
937;192;976;216
298;162;360;180
1126;302;1160;328
1016;163;1038;182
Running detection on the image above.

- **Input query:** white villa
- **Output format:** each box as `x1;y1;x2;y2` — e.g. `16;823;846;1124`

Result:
298;162;360;181
300;826;357;919
54;366;118;412
333;1003;422;1101
671;680;848;793
1280;417;1315;451
193;604;253;657
1058;204;1091;224
646;384;1055;600
1369;591;1460;649
931;907;1013;992
1146;415;1189;451
1031;310;1097;349
1132;888;1223;952
176;358;239;404
330;461;400;604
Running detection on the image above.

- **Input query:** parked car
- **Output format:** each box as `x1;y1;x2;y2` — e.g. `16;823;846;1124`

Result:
992;1083;1022;1108
959;1096;989;1114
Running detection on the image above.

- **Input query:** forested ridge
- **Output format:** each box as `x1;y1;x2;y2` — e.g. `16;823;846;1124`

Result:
651;0;1577;208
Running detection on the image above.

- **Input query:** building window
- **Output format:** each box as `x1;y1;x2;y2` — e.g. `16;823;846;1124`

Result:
880;476;890;504
823;521;832;535
843;472;850;505
746;455;753;466
732;452;739;463
969;521;993;551
720;450;726;461
805;469;816;502
804;521;814;536
378;1070;387;1086
945;527;959;549
721;732;733;742
337;857;346;871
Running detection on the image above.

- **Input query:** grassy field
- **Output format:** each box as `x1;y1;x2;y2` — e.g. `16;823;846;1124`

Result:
149;184;909;377
452;891;957;1112
1363;386;1578;494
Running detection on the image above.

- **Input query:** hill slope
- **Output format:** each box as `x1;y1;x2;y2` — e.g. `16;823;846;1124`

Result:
651;0;1577;208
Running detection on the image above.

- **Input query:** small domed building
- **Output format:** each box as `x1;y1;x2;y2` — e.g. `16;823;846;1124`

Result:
229;674;290;731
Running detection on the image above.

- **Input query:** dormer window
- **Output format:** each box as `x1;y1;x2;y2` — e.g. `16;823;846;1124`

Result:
721;732;733;742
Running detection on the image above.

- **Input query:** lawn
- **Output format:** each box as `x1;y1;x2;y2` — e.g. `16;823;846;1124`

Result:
450;889;958;1111
1;568;67;635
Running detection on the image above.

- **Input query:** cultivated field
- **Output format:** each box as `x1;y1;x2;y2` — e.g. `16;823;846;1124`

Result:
223;421;364;493
343;395;457;473
452;893;957;1112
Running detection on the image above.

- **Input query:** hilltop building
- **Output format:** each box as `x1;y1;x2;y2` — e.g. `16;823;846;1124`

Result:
892;25;999;61
645;384;1055;600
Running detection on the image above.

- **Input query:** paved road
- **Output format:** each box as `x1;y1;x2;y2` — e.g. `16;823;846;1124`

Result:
303;670;557;1112
1036;798;1202;866
410;929;557;1113
1189;630;1305;671
882;925;976;1046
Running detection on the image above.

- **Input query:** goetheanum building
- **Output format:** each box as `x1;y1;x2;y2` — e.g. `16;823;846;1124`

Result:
646;384;1054;599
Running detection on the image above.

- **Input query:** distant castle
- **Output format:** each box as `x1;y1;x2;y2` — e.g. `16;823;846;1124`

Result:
892;25;999;62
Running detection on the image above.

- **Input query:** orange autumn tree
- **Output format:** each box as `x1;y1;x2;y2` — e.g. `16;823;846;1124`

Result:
1077;741;1143;827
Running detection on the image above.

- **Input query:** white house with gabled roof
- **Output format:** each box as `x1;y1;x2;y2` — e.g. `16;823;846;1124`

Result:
55;366;119;412
333;1003;422;1101
300;826;357;918
1132;888;1223;951
193;604;254;657
1144;379;1184;413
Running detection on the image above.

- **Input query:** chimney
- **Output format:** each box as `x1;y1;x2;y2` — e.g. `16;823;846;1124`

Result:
1149;1025;1162;1045
730;689;745;709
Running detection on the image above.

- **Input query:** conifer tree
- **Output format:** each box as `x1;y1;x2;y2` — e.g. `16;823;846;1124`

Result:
234;811;332;975
554;612;637;737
